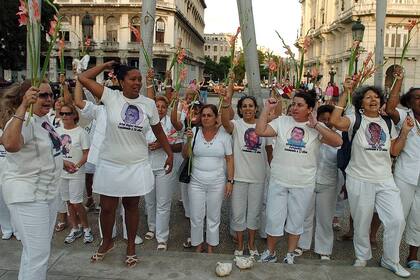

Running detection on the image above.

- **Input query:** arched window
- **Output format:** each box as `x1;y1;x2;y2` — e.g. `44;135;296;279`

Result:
155;18;165;43
106;16;118;42
130;16;140;42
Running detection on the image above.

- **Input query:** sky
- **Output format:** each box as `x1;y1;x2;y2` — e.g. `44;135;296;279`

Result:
204;0;301;55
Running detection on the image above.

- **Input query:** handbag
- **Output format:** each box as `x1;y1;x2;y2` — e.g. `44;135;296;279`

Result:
178;127;199;184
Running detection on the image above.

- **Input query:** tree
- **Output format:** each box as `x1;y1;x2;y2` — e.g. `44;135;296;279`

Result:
0;0;58;77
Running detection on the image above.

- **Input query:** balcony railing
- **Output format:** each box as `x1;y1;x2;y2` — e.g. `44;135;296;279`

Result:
101;41;119;52
127;42;140;52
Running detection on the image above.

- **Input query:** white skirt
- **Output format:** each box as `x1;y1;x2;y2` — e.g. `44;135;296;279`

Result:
93;159;154;197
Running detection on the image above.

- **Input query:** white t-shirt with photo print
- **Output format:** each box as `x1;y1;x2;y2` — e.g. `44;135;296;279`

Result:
100;87;160;165
345;114;398;183
268;116;322;188
56;126;90;179
232;119;268;183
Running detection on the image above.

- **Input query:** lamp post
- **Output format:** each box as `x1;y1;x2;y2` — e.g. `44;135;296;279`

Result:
329;66;336;83
304;70;311;84
351;18;365;75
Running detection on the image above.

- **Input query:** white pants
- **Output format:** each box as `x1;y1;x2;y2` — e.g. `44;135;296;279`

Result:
180;183;190;218
298;184;337;255
8;198;58;280
57;199;67;214
259;178;270;238
145;169;176;243
189;178;225;246
396;177;420;247
346;175;405;263
265;179;314;236
231;181;264;231
0;185;13;235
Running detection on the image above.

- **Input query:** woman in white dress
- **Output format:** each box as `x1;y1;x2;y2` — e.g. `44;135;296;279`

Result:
78;62;173;267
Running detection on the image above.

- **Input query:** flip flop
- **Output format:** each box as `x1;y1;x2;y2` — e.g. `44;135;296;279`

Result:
183;237;192;248
125;255;139;268
407;260;420;270
55;222;66;232
144;231;155;240
91;243;115;263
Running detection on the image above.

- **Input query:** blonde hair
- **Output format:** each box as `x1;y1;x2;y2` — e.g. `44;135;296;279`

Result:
0;80;32;129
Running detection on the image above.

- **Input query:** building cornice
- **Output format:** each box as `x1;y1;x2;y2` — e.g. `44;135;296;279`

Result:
175;9;205;44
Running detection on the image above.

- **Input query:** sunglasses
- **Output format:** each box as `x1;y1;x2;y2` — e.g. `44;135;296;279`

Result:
59;112;73;116
38;92;53;99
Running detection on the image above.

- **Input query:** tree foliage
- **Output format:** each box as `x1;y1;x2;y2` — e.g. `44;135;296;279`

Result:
0;0;58;72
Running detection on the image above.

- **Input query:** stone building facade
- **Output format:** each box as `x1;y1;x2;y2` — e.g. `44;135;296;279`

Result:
203;33;231;63
298;0;420;92
50;0;206;83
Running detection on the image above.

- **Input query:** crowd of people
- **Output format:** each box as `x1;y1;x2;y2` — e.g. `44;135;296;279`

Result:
0;61;418;280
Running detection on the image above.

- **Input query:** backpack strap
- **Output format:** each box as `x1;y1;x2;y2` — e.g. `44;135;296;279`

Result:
381;115;392;135
350;111;362;142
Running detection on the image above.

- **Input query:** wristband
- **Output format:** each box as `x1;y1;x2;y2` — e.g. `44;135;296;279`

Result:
13;115;26;122
222;103;231;109
146;84;153;89
227;179;235;184
334;105;344;110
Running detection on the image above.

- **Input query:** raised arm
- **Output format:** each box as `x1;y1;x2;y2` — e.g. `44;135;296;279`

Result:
61;74;73;105
385;67;404;124
390;116;414;157
73;79;87;110
330;77;352;132
220;73;235;134
146;68;155;100
255;98;278;137
78;61;115;100
170;99;183;131
307;111;343;147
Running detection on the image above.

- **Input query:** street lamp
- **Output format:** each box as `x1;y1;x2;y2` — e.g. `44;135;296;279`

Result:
329;66;336;83
304;70;311;84
352;18;365;74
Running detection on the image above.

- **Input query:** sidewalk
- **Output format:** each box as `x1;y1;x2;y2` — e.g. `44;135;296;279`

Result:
0;239;418;280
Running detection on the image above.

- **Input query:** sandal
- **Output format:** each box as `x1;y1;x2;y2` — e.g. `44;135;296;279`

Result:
125;255;139;268
157;242;167;251
55;222;66;232
183;237;192;248
144;231;155;240
91;243;115;263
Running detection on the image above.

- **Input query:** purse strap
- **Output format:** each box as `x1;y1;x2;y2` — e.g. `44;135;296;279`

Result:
191;126;199;154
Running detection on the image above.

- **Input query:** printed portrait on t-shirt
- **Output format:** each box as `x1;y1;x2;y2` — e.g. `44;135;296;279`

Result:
243;128;262;153
286;127;307;148
120;103;144;126
60;134;72;157
365;122;386;149
41;122;62;153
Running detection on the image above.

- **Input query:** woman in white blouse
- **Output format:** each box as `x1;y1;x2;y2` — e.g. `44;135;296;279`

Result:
78;62;173;268
183;104;234;253
330;78;411;278
2;81;74;280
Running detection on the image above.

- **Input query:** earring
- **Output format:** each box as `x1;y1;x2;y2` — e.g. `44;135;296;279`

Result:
359;108;364;114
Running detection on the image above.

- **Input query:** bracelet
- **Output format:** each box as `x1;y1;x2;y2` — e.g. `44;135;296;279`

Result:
146;84;153;89
13;115;26;122
334;105;345;110
222;103;231;109
165;85;172;88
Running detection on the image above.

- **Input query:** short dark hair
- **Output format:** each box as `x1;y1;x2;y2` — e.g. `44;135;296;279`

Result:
400;87;420;109
352;85;385;112
200;104;218;117
237;95;258;118
113;63;138;82
293;89;317;109
317;104;334;117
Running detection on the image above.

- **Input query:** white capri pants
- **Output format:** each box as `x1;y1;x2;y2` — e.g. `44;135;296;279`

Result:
231;181;264;231
346;175;405;263
145;169;176;243
298;184;337;255
180;182;190;218
265;179;315;236
189;177;225;246
60;177;85;204
8;197;58;280
395;176;420;247
0;185;14;235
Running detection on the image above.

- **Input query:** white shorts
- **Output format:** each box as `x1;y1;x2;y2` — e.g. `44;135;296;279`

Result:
93;159;154;197
265;178;315;236
60;177;85;204
324;95;332;101
85;162;96;174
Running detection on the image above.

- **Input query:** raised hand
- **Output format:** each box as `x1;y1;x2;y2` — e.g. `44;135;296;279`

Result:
264;97;278;111
22;87;40;108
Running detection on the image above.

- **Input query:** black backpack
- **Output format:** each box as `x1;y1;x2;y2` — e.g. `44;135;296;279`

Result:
337;111;392;173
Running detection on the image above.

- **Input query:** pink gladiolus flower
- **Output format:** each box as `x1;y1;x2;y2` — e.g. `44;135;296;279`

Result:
57;39;65;62
130;25;141;43
17;0;28;26
48;16;58;36
303;37;312;52
32;0;41;22
179;68;188;82
363;51;373;66
177;49;186;64
85;37;91;47
405;19;417;32
268;59;277;72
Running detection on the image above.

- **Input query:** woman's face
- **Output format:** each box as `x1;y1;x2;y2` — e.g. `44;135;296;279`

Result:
156;100;168;119
33;83;53;117
318;112;332;129
60;105;76;126
201;107;217;128
290;97;311;121
121;69;142;97
361;90;381;114
410;89;420;115
240;98;257;120
191;107;201;125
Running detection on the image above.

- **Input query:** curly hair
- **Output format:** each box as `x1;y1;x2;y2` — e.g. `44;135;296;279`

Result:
352;85;385;112
293;89;317;109
0;80;32;129
237;95;258;118
400;87;420;109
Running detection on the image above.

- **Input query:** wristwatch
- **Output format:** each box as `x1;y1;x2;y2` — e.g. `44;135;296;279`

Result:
227;179;235;184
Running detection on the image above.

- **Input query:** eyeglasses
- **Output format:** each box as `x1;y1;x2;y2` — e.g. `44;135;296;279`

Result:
38;92;53;99
59;112;73;116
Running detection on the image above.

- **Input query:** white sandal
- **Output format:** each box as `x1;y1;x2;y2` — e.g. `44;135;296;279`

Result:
157;242;167;251
144;231;155;240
